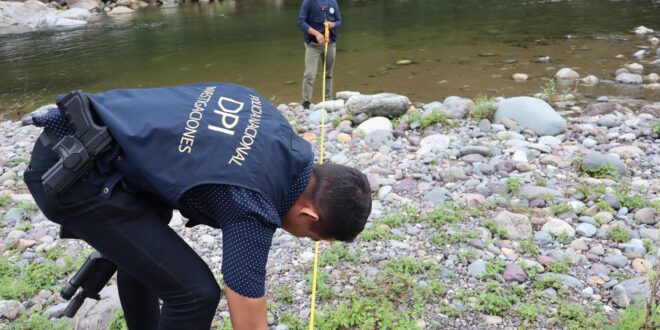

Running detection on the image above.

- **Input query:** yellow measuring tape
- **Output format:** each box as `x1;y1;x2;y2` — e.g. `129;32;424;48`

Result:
309;22;331;330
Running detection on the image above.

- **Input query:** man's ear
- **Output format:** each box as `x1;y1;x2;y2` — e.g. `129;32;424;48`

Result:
300;205;320;223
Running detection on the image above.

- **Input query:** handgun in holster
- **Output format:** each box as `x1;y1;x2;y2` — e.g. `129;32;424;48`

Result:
60;252;117;318
41;91;113;196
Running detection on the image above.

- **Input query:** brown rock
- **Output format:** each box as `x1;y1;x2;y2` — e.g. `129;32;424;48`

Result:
582;103;629;116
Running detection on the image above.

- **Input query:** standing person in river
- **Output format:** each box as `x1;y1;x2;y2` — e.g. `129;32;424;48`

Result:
297;0;342;110
24;82;372;330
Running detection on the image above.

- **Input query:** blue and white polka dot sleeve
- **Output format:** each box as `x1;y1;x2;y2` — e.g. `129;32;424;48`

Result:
221;218;275;298
34;108;74;138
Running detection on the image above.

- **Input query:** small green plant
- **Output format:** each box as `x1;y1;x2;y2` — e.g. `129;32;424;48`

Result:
597;200;615;213
608;227;631;243
519;239;540;256
475;282;516;316
395;110;451;129
550;203;574;215
6;310;71;330
468;94;497;120
556;302;607;330
457;248;478;262
540;79;557;102
0;194;11;208
652;120;660;135
426;203;465;227
319;242;356;265
547;258;571;274
274;284;295;304
506;177;523;194
484;219;508;239
108;309;129;330
581;163;621;179
306;270;333;301
534;275;563;290
479;259;507;279
535;178;548;187
551;231;571;244
516;302;545;325
280;313;306;330
16;221;32;232
18;200;39;214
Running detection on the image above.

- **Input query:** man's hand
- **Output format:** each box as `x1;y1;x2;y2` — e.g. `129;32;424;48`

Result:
225;284;268;330
314;31;325;44
325;21;336;29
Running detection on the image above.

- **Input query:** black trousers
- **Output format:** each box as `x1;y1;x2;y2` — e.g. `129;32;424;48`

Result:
25;136;220;330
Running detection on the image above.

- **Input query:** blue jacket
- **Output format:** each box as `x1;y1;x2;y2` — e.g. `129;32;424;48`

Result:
82;83;314;210
297;0;342;44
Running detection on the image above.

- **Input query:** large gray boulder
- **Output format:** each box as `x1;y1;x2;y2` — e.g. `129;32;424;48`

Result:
493;97;566;136
67;0;102;11
442;96;473;119
582;152;627;175
346;93;410;118
615;72;643;84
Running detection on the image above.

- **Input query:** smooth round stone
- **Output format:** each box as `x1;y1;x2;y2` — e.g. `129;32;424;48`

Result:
583;138;597;148
336;133;352;143
576;223;598;237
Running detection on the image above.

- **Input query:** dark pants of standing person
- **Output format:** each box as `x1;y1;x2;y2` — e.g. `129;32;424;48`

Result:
24;136;221;330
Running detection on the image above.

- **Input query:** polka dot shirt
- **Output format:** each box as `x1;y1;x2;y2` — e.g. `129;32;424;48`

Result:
180;163;312;298
38;107;314;298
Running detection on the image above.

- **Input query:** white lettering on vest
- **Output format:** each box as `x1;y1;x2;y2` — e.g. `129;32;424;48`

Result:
228;95;263;166
208;97;245;136
179;86;216;154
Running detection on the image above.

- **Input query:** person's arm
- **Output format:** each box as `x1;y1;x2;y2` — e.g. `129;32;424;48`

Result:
225;286;267;330
297;0;312;33
330;1;342;29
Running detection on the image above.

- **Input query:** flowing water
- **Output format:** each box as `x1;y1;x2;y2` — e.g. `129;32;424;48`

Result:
1;0;659;118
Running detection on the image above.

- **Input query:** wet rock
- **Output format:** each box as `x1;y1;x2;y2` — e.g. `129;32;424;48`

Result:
582;152;627;175
108;6;135;15
494;97;566;136
582;75;599;85
582;102;628;116
502;263;527;283
536;273;584;289
442;96;473;119
346;93;410;118
554;68;579;80
603;254;628;268
356;117;393;135
468;259;487;277
576;223;598;237
633;208;657;225
541;218;575;237
615;72;643;84
512;73;529;81
492;211;533;240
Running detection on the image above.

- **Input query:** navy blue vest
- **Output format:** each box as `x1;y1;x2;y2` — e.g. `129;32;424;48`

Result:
85;83;313;209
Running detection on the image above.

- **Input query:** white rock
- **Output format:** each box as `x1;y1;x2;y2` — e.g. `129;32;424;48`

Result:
646;73;660;83
582;75;599;86
555;68;579;80
356;117;393;135
108;6;135;15
512;150;528;163
418;134;450;153
57;8;92;21
541;218;576;237
627;63;644;75
513;73;529;81
634;26;654;35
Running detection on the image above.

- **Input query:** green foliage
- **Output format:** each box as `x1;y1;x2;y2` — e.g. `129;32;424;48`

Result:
274;284;295;304
431;229;479;246
0;255;74;300
457;248;477;263
6;311;72;330
483;219;508;239
475;282;516;316
608;227;631;243
575;183;606;201
319;242;356;265
550;231;571;244
395;109;451;130
316;295;418;330
307;270;333;301
479;259;507;280
616;187;647;210
607;303;660;330
550;202;574;215
108;309;128;330
555;302;607;330
16;221;32;232
540;79;557;102
652;120;660;135
18;200;39;214
280;313;305;330
426;203;465;228
213;316;233;330
516;302;545;325
581;163;621;179
535;178;548;187
534;275;563;290
0;194;11;208
519;239;540;256
597;200;615;213
506;177;523;194
468;94;497;120
547;258;571;274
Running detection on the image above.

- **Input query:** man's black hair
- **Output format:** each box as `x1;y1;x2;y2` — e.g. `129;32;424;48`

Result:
309;164;372;242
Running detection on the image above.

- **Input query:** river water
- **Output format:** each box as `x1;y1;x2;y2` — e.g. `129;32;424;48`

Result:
1;0;659;118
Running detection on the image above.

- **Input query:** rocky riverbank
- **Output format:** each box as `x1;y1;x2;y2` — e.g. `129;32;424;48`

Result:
1;29;660;330
0;0;172;34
